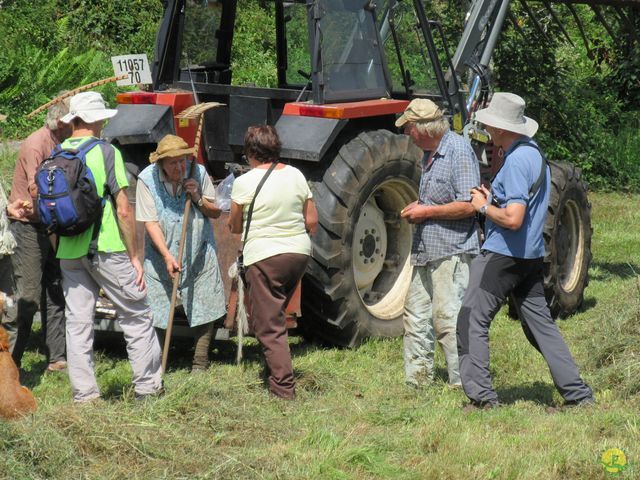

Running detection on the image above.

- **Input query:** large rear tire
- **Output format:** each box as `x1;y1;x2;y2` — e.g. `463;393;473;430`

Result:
543;161;592;317
301;130;422;347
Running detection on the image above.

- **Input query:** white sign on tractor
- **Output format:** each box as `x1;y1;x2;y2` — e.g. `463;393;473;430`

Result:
111;54;152;86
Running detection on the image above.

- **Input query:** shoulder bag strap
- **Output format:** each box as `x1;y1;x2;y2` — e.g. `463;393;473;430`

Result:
241;161;279;248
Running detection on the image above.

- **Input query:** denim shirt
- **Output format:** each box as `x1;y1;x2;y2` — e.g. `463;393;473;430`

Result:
411;130;481;265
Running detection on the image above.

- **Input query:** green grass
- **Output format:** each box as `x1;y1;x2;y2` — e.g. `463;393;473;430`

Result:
1;192;639;479
0;146;16;192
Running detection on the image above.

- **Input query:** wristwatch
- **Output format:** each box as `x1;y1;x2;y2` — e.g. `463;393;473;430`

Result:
197;197;204;207
479;203;489;216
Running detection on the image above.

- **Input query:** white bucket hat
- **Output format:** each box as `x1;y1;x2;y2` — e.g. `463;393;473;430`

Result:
61;91;118;124
473;92;538;137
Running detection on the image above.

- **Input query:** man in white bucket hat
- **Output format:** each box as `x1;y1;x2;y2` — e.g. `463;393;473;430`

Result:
456;92;594;410
58;91;163;402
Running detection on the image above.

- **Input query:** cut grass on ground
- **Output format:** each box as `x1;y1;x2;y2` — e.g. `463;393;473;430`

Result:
0;192;638;480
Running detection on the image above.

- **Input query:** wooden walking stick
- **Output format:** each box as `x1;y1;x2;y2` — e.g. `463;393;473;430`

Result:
161;102;224;372
26;74;129;119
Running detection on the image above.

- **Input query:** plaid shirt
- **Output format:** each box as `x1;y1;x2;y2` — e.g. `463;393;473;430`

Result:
411;130;481;265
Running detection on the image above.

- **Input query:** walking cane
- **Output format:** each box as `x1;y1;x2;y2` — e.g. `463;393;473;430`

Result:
161;102;224;372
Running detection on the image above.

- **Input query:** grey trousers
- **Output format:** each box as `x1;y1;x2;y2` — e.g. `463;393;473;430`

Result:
403;254;472;386
5;221;66;366
457;251;593;405
61;252;162;402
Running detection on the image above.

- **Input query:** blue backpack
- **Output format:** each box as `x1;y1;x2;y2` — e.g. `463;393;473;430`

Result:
35;138;105;237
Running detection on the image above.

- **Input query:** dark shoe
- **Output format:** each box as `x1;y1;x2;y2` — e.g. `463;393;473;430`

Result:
463;400;501;412
564;396;596;408
135;387;165;402
46;360;68;373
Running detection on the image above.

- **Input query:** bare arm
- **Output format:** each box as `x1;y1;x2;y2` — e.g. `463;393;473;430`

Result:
228;201;244;234
115;189;145;290
145;221;181;278
196;196;222;218
471;185;526;230
400;201;476;224
303;198;318;235
183;178;221;218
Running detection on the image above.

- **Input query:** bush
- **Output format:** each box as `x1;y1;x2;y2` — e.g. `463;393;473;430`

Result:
0;0;162;138
492;3;640;190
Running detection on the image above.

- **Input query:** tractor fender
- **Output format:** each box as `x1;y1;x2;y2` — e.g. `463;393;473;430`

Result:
275;114;348;162
102;104;175;145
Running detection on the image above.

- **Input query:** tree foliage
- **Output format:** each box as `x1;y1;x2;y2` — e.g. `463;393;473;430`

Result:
0;0;638;189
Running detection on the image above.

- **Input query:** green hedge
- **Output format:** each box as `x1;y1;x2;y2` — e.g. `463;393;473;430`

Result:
1;0;638;190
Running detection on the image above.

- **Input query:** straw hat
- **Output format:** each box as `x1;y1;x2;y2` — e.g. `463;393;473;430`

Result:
395;98;443;128
473;92;538;137
61;92;118;124
149;134;194;163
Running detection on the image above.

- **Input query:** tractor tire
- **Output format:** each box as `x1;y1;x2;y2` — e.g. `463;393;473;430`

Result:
301;130;422;347
543;161;592;317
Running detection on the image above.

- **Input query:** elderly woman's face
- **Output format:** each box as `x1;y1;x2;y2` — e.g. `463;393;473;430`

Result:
162;156;186;183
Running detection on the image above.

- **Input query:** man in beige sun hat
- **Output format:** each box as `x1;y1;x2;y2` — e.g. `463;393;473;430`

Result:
456;92;594;411
58;91;163;403
396;98;480;389
136;134;225;372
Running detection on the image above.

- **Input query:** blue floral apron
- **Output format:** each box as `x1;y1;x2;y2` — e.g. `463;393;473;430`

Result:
138;162;226;328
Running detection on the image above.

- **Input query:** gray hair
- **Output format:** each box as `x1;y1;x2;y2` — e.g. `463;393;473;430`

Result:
46;91;71;130
414;116;450;138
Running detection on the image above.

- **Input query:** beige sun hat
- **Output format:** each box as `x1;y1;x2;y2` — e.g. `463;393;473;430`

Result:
473;92;538;137
149;134;195;163
61;91;118;124
395;98;443;128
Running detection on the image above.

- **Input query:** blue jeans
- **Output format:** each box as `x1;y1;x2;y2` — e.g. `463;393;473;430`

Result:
403;254;472;386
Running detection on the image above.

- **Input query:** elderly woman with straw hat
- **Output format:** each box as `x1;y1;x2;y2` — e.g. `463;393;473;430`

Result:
136;134;226;372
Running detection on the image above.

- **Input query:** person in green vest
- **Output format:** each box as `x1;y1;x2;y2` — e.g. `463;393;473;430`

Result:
57;91;163;402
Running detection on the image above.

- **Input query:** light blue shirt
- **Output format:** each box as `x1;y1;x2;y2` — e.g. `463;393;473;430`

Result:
482;138;550;259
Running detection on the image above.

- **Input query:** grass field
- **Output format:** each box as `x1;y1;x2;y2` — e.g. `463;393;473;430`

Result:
1;190;638;479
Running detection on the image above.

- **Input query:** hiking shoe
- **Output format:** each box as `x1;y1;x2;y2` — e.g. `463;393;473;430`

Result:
134;387;165;402
46;360;68;373
564;396;596;408
463;400;501;412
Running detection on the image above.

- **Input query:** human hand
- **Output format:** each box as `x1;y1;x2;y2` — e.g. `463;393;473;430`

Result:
7;199;33;219
183;179;200;203
164;254;181;280
130;256;147;292
400;202;428;224
470;185;491;212
400;201;418;215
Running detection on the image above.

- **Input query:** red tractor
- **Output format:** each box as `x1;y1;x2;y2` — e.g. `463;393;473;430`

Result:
102;0;595;346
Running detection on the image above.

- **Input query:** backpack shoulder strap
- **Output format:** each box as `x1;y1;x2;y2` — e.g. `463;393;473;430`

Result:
74;137;104;160
504;139;548;199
